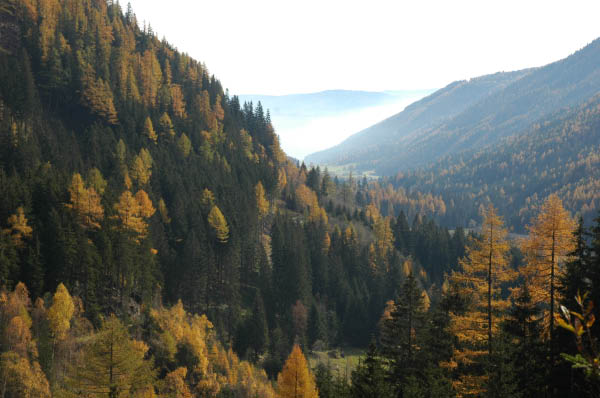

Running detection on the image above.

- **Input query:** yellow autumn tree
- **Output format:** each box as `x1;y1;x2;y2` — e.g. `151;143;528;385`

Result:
2;207;32;247
143;116;157;143
158;112;175;138
208;205;229;244
113;189;155;240
47;283;75;340
276;344;318;398
255;181;269;219
158;198;171;224
0;352;51;398
160;367;192;398
64;315;155;397
170;84;187;118
520;194;576;343
444;204;513;396
67;173;104;229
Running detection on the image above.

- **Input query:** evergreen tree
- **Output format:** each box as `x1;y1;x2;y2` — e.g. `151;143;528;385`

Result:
350;342;394;398
380;273;427;394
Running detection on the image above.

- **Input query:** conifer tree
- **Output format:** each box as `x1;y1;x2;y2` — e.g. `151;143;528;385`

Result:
2;207;32;248
143;116;157;143
351;342;394;398
521;194;576;344
208;205;229;244
158;112;175;138
65;315;155;398
445;204;513;396
380;272;427;393
277;344;319;398
67;173;104;229
255;181;269;220
47;283;75;340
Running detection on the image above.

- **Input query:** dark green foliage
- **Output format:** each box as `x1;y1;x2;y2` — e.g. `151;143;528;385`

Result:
501;283;546;398
380;273;427;395
315;363;352;398
350;342;393;398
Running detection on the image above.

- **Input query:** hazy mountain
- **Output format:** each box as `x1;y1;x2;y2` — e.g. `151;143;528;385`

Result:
306;38;600;176
239;89;434;159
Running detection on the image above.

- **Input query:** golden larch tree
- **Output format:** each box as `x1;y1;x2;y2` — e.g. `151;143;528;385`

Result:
2;207;32;247
65;315;155;398
143;116;157;143
208;206;229;244
255;181;269;219
276;344;318;398
520;194;576;343
158;112;175;138
67;173;104;229
47;283;75;340
170;85;187;119
113;190;155;240
444;204;513;396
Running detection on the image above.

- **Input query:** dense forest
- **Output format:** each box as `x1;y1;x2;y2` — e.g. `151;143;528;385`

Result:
0;0;599;397
386;94;600;232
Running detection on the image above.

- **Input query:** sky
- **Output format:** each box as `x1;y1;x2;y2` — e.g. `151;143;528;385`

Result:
127;0;600;96
126;0;600;158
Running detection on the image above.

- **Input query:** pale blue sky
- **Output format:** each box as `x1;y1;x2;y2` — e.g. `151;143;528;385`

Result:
127;0;600;96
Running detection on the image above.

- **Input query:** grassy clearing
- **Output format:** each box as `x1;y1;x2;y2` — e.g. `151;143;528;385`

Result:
307;347;364;381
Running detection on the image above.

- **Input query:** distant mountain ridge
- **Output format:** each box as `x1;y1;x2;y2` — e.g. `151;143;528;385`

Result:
306;38;600;176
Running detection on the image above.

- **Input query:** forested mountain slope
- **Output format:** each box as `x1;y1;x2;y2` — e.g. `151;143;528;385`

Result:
306;70;530;168
386;94;600;232
307;38;600;176
0;1;466;394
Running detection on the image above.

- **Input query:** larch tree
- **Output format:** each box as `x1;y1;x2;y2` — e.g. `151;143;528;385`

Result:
444;204;513;396
255;181;269;220
143;116;157;143
2;207;32;248
277;344;319;398
66;173;104;229
0;352;51;398
113;189;155;240
47;283;75;340
520;194;576;347
65;315;155;398
208;205;229;244
158;112;175;138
